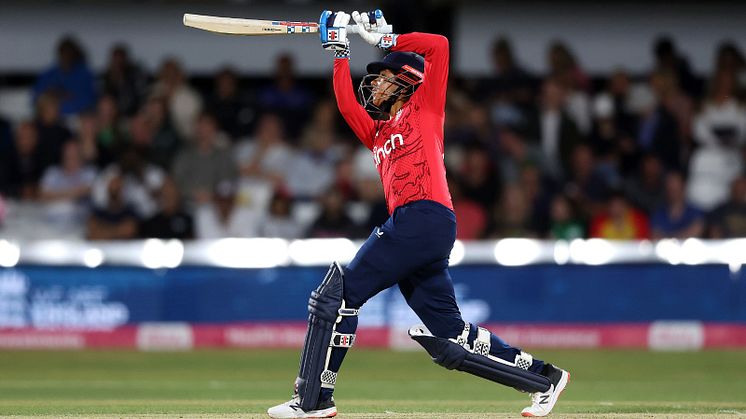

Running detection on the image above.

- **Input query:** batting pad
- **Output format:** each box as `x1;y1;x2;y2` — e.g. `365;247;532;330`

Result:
409;325;551;393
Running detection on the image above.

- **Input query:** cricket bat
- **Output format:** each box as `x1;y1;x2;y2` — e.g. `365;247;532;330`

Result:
183;13;392;36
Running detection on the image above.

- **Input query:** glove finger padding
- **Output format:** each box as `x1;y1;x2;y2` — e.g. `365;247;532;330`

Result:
320;10;350;52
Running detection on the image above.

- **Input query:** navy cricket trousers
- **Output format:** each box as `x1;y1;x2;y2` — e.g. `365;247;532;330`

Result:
320;200;544;400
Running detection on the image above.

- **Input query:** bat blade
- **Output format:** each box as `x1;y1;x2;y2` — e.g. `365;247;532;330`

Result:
183;13;319;36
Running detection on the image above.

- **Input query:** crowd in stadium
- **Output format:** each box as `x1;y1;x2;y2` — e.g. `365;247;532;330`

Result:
0;34;745;241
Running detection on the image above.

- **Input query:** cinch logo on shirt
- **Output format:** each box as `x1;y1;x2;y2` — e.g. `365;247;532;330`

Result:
373;133;404;166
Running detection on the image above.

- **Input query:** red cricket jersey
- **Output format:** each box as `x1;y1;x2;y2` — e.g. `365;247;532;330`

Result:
333;33;454;215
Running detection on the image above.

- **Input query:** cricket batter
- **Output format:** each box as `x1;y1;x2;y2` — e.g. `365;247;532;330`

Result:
268;10;570;418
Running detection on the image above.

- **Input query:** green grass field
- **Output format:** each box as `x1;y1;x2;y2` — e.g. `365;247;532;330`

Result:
1;349;745;418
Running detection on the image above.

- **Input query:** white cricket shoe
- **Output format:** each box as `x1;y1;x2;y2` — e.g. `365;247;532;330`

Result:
267;395;337;418
521;364;570;417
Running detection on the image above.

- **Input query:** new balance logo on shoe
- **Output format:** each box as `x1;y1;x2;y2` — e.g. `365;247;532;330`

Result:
539;394;550;404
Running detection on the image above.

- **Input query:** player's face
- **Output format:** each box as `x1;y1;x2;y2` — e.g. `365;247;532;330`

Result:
371;69;399;106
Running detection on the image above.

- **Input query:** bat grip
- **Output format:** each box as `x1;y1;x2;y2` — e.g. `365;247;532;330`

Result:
346;25;393;35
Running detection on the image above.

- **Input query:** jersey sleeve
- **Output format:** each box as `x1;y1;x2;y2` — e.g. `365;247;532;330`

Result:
392;32;449;114
333;58;375;150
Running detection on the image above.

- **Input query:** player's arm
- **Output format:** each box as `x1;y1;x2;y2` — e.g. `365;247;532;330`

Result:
352;11;449;114
320;11;376;150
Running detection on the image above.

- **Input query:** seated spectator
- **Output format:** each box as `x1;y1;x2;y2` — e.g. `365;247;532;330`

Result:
259;192;303;239
653;36;698;98
86;174;138;240
172;112;237;206
235;113;292;186
457;143;501;210
589;191;649;240
548;194;584;240
483;36;534;107
651;172;704;240
90;95;126;168
92;146;165;219
0;122;43;199
306;188;362;238
625;154;665;215
448;177;487;240
139;178;194;239
564;144;612;220
526;77;583;180
688;70;746;211
258;53;313;141
38;140;96;230
139;96;181;170
638;70;683;172
150;58;202;140
208;67;254;140
33;36;96;116
34;93;72;171
484;184;537;238
195;180;258;238
102;43;148;117
286;103;342;199
708;176;746;238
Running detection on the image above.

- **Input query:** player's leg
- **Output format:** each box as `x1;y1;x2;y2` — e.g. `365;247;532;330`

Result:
400;263;570;416
268;210;434;418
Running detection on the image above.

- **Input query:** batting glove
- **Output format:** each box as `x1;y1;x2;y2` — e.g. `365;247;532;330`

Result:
351;10;397;49
319;10;351;58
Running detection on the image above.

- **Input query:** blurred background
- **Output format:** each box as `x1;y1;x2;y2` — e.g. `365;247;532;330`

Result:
0;0;745;352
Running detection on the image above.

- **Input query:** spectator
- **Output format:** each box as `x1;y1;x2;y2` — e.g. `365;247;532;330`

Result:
548;41;590;92
286;101;342;199
589;191;649;240
34;93;72;171
497;126;546;183
151;58;202;140
102;43;148;116
457;143;501;210
195;180;258;238
548;42;591;135
172;112;237;206
259;192;303;239
564;144;612;220
448;176;487;240
258;53;313;140
235;113;292;186
484;183;537;238
482;36;533;112
527;77;583;179
139;178;194;239
33;36;96;116
208;67;254;140
714;41;746;97
92;95;126;168
708;176;746;238
86;174;138;240
653;36;698;98
688;70;746;211
651;172;704;240
548;194;584;240
140;96;181;170
306;187;362;238
0;122;43;199
638;70;683;172
625;154;665;215
77;113;100;165
92;146;165;219
38;140;96;229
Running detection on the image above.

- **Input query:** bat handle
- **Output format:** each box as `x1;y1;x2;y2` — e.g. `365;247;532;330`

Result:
346;25;393;35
